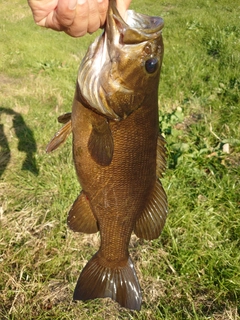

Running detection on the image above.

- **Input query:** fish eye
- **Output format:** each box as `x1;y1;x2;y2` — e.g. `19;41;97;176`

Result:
145;58;158;74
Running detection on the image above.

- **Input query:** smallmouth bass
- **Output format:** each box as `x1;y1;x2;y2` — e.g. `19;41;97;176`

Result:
47;0;167;311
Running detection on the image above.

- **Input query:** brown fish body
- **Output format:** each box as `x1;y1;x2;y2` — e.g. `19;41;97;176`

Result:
47;0;167;311
72;91;159;260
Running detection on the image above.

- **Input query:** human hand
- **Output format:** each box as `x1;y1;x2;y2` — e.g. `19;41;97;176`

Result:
28;0;132;37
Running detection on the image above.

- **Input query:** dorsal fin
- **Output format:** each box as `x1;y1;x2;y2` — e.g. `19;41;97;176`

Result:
134;179;168;240
156;134;167;178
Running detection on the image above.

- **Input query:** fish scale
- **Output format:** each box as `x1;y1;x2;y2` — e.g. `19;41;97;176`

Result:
46;0;167;311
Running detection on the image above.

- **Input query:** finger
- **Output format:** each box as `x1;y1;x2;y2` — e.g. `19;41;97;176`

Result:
28;0;58;26
65;0;108;37
65;0;89;37
96;0;109;27
55;0;78;28
44;0;78;31
86;0;101;34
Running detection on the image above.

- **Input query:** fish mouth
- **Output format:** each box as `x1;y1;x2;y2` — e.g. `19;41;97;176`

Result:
78;0;164;120
108;0;164;44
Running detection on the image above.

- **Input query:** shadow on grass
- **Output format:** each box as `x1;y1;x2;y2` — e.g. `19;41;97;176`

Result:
0;107;39;177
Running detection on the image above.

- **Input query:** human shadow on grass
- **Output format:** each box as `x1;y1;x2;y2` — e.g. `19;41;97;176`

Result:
0;107;39;177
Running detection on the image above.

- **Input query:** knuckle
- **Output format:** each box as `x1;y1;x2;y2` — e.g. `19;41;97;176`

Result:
56;11;75;27
87;21;100;34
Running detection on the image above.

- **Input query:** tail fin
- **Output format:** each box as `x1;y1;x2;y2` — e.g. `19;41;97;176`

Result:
73;253;142;311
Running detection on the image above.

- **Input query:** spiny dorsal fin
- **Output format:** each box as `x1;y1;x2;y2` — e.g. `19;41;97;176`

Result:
58;112;72;124
156;134;167;178
134;179;168;240
88;117;114;166
67;191;98;234
73;253;142;311
46;119;72;153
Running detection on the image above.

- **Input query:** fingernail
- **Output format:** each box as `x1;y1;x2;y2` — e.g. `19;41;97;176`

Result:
78;0;86;4
68;0;78;10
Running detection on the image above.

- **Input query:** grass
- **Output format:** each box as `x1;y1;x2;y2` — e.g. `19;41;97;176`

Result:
0;0;240;319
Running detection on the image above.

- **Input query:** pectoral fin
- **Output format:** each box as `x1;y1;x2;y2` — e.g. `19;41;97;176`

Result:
46;120;72;153
67;191;98;234
58;112;71;124
134;179;168;240
88;117;114;166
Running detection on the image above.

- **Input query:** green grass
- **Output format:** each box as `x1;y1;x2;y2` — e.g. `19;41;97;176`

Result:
0;0;239;319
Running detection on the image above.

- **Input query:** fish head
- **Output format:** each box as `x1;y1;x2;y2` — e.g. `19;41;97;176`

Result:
78;0;164;120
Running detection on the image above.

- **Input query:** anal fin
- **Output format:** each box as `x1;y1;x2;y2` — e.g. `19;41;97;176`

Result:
67;191;98;234
134;179;168;240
